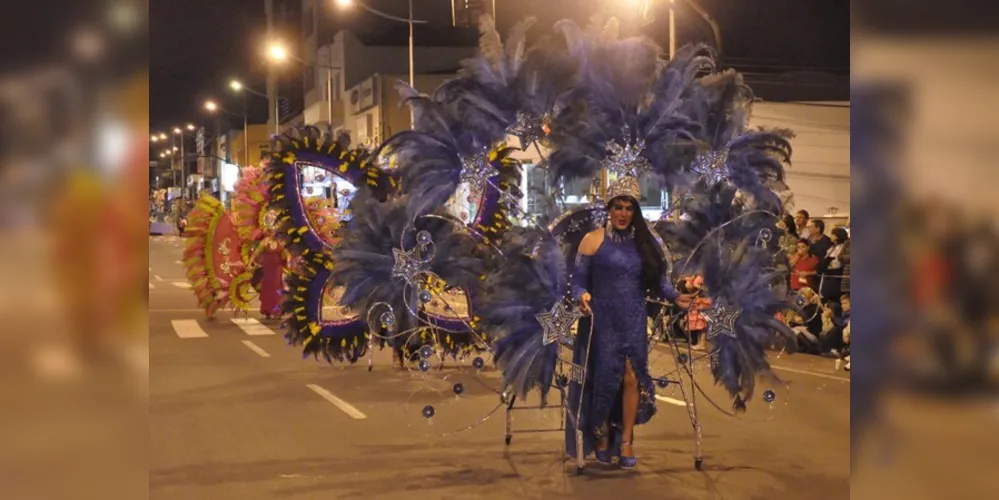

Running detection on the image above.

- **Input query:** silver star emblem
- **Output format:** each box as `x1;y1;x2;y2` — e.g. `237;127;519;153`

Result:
537;300;582;346
391;247;425;285
497;187;520;211
460;151;500;193
601;125;651;178
691;149;731;184
703;304;741;339
507;111;545;149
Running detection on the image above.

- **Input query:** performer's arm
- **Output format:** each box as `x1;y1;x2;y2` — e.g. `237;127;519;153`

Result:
571;253;593;301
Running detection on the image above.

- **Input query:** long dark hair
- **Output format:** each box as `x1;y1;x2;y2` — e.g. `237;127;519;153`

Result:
609;196;666;296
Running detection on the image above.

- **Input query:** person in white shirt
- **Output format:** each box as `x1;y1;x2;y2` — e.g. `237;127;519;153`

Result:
795;210;812;240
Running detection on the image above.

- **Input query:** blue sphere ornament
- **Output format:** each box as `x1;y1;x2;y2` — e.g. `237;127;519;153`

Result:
763;389;776;403
380;311;396;327
656;377;670;388
416;230;432;246
793;293;807;309
759;228;772;242
472;356;485;369
452;383;464;395
419;345;434;359
422;405;435;419
419;290;432;303
418;360;431;372
677;353;689;364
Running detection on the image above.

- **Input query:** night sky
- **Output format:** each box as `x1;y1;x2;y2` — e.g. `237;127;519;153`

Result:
150;0;849;133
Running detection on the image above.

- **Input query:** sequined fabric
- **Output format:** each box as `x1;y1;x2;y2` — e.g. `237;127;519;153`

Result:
566;229;660;459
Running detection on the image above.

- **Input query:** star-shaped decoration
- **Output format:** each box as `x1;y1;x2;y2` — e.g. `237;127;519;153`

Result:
507;111;546;150
460;151;500;193
537;300;582;346
497;187;520;212
391;247;425;285
702;304;741;339
601;126;652;178
691;148;732;184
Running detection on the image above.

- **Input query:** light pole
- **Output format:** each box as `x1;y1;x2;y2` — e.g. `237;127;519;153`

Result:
335;0;429;128
268;41;342;130
205;99;248;167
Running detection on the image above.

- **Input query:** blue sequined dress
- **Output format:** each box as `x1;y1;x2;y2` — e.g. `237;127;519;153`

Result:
565;228;678;459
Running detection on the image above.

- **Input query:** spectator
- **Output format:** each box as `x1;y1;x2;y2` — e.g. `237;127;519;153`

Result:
840;230;851;295
790;239;820;291
682;276;709;351
807;219;833;265
794;210;812;240
777;213;799;256
820;227;850;300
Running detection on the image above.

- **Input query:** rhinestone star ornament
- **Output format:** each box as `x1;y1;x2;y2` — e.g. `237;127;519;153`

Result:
460;150;500;193
703;304;741;339
601;126;652;178
391;247;425;285
507;111;545;149
537;300;582;346
691;149;731;184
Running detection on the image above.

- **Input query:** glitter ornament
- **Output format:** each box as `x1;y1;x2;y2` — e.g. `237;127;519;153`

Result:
763;390;776;403
380;311;396;327
677;353;689;364
452;383;464;395
419;290;432;303
418;360;431;372
472;357;485;370
422;405;435;418
416;230;432;246
656;377;670;388
419;345;434;359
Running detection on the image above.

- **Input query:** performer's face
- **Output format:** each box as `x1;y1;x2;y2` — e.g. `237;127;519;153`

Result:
608;198;635;230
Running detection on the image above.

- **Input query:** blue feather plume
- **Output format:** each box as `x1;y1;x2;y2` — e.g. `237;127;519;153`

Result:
331;195;485;343
477;228;568;403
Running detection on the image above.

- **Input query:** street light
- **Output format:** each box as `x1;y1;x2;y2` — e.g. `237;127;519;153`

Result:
186;123;196;131
158;133;168;140
268;43;288;63
266;41;341;130
229;80;243;92
173;127;182;135
204;100;219;112
151;135;159;143
334;0;428;127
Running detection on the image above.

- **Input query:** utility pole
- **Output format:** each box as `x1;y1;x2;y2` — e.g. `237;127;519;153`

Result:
266;0;278;135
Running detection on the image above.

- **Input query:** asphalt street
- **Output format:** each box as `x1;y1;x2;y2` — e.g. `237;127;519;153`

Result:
149;235;850;500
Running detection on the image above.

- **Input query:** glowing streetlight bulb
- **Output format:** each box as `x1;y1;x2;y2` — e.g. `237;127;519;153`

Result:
173;146;179;152
205;100;218;112
173;127;182;134
230;80;243;91
268;44;288;62
151;136;159;143
186;123;196;131
158;133;167;140
335;0;354;7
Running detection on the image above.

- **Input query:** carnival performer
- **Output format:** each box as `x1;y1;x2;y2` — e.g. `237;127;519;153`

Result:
250;235;287;319
571;178;696;469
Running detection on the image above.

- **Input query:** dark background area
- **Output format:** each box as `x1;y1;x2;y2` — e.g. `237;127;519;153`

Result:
149;0;850;132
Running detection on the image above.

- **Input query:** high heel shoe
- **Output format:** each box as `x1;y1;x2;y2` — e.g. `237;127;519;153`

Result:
619;441;637;469
594;433;612;464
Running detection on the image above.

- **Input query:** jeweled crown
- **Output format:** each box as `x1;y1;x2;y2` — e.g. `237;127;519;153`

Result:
606;175;641;202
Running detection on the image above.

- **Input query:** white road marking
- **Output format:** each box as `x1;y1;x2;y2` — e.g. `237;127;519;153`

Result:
172;282;192;289
654;395;688;407
306;384;367;419
231;317;276;336
772;365;850;382
154;274;163;281
241;340;271;358
171;319;209;338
